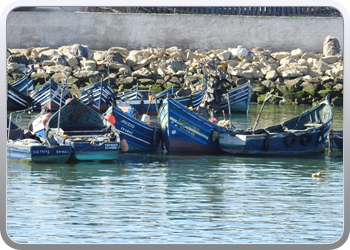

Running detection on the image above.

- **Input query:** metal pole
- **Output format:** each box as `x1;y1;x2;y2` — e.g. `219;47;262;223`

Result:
252;97;268;132
56;81;65;135
99;77;103;110
225;93;233;130
252;92;285;132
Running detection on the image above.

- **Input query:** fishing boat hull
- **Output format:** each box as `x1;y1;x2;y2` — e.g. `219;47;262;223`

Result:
219;127;330;155
116;87;205;115
45;98;121;162
104;105;162;153
219;95;333;156
28;113;46;138
220;83;253;112
10;66;35;95
79;81;115;113
118;99;162;116
175;89;206;110
7;84;32;111
29;79;72;111
7;140;71;163
68;140;120;161
158;98;229;154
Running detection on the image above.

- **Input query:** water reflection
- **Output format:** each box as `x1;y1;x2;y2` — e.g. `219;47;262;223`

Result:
6;104;343;243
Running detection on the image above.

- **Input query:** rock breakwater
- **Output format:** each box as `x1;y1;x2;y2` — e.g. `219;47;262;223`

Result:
7;37;343;106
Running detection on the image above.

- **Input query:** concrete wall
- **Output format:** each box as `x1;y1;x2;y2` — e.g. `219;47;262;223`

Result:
6;12;344;53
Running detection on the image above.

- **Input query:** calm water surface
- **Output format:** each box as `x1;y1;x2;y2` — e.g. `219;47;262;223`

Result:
6;104;343;244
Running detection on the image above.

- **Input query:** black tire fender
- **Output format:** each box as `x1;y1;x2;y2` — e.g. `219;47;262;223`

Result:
301;133;313;146
284;133;297;147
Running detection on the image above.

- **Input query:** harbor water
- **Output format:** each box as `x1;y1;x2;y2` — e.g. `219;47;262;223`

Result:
6;103;343;244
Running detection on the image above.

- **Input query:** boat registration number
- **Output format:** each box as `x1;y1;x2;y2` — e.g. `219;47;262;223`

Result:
105;143;120;150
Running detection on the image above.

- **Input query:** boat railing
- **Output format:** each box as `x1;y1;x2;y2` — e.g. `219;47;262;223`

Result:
7;106;36;142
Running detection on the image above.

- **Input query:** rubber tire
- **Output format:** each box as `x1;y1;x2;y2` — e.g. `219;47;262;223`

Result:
301;133;313;146
284;133;297;147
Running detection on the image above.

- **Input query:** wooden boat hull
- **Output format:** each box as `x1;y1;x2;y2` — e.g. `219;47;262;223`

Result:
220;83;253;112
116;87;205;115
118;99;162;116
158;98;229;154
30;79;71;111
104;105;162;153
7;84;32;110
79;81;115;113
219;95;333;156
219;128;330;155
10;66;35;95
155;86;178;99
7;142;71;163
28;113;46;138
69;141;120;161
46;98;121;162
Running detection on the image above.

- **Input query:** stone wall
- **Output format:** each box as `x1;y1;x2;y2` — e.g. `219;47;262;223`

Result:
6;12;344;53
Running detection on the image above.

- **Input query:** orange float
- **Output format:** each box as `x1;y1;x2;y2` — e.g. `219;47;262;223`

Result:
41;113;52;125
105;114;116;125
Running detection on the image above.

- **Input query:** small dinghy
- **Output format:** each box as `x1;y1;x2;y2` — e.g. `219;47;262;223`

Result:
44;98;121;162
7;111;71;163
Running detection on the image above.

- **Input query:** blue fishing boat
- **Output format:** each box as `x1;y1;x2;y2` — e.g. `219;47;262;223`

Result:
45;98;120;162
220;82;253;113
7;110;71;163
155;85;178;99
9;65;35;95
29;79;72;111
219;94;333;156
79;80;115;113
116;84;205;115
116;86;141;99
7;138;72;163
175;87;206;110
158;97;230;154
104;104;162;153
116;86;162;116
104;103;162;153
7;83;33;111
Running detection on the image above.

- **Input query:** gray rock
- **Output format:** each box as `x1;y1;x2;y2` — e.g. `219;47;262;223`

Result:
73;69;99;82
7;54;28;65
108;47;129;57
165;58;187;72
283;78;303;90
51;54;69;66
70;44;94;60
105;51;124;64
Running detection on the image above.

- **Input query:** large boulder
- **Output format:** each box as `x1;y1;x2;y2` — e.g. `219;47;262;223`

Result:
70;44;94;60
164;58;187;72
132;68;152;78
165;46;185;60
270;51;290;61
46;65;71;74
51;53;69;66
7;54;28;65
73;69;99;82
108;47;129;57
105;51;124;64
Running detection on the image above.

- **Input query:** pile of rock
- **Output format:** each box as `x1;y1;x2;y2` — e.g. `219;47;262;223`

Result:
7;39;343;106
